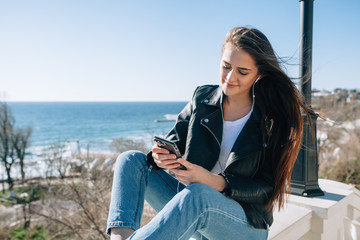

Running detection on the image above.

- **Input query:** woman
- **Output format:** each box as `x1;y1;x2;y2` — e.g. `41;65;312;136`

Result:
107;26;308;240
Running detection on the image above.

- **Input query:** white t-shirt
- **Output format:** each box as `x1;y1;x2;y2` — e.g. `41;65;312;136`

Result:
211;109;253;174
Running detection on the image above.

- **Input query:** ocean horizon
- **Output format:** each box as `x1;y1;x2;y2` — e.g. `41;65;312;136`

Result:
7;101;187;154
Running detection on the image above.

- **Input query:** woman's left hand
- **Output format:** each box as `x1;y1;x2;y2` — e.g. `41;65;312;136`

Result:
171;158;227;192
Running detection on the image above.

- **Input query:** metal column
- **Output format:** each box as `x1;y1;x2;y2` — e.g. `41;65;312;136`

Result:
290;0;324;197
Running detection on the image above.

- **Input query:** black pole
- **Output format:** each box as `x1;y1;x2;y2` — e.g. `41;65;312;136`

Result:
290;0;324;197
299;0;313;104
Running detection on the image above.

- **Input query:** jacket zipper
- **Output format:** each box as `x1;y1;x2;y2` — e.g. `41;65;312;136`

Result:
202;123;221;147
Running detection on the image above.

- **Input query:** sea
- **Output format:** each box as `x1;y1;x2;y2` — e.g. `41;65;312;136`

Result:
2;102;187;179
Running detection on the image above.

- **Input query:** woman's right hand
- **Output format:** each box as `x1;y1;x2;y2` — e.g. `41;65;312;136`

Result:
151;144;181;170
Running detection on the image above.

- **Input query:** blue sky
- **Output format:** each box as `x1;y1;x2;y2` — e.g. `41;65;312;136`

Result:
1;0;359;102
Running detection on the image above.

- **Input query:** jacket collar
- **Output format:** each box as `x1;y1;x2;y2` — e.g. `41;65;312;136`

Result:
200;86;223;108
200;85;261;123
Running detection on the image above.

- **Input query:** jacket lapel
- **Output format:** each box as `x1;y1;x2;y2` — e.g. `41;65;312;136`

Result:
200;87;223;147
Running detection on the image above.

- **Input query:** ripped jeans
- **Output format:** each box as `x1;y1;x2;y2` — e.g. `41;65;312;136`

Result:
106;150;268;240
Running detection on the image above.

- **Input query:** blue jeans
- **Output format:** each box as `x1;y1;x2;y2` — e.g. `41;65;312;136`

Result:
106;150;268;240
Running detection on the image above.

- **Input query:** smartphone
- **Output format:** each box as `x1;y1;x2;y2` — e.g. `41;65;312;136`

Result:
153;136;186;170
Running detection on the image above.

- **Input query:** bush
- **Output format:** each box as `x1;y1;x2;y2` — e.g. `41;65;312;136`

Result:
321;158;360;189
29;160;113;240
0;185;48;206
10;225;48;240
110;138;150;154
315;94;360;189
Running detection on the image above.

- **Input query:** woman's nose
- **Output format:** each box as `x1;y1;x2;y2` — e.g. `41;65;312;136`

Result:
226;69;235;82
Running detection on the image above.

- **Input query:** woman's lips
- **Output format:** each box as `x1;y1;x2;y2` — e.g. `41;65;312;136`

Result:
224;81;238;88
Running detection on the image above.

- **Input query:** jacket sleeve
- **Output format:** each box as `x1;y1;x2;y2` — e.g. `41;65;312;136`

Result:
146;87;198;169
221;154;274;204
164;100;192;153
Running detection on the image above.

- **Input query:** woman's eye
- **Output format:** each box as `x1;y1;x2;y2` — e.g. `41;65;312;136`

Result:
238;70;247;76
223;65;231;69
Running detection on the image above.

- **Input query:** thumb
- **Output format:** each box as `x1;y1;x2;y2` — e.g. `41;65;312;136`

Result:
177;158;192;168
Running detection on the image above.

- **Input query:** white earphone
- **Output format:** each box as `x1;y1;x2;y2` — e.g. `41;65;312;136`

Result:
254;75;262;84
251;75;261;109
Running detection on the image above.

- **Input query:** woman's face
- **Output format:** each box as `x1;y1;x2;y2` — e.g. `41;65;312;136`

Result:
220;43;260;100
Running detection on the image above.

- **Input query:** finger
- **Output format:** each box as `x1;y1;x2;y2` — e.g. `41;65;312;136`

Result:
152;146;170;154
165;162;182;170
158;154;177;161
171;169;179;175
155;159;180;169
171;168;187;176
161;159;179;166
152;152;176;161
177;158;192;168
151;144;169;153
154;159;169;168
154;159;162;167
152;152;162;161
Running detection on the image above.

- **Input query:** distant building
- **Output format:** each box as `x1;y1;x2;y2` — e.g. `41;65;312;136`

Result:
311;89;331;97
311;88;359;99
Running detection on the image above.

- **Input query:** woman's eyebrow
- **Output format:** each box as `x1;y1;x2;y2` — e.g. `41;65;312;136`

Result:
223;60;251;71
238;66;251;71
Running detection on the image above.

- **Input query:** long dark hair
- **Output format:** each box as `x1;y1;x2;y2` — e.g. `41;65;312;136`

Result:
222;27;310;210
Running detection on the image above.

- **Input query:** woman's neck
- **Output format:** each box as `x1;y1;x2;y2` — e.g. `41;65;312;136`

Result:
224;94;252;107
222;95;253;121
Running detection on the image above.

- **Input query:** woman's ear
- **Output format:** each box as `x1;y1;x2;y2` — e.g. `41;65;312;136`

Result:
254;75;262;84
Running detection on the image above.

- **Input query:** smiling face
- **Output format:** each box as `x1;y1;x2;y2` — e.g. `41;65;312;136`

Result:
220;43;260;101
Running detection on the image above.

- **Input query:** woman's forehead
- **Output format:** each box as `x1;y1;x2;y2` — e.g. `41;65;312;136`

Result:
222;44;257;69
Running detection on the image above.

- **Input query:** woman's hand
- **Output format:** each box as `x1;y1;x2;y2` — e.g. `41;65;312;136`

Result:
151;144;182;170
171;158;227;192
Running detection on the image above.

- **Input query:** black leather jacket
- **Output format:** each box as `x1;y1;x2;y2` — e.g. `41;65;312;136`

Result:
147;85;274;229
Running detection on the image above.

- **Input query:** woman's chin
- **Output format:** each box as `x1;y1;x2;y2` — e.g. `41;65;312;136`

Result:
222;84;237;94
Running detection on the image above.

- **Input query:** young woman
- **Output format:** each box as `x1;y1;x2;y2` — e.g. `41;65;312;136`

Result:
106;26;307;240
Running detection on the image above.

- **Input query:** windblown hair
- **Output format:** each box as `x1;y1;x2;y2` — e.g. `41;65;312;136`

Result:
222;27;310;211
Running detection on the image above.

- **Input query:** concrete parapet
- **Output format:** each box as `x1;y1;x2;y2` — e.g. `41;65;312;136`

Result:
269;179;360;240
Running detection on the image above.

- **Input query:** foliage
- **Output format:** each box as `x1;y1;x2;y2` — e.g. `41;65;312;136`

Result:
110;138;150;154
314;94;360;189
320;158;360;189
0;226;11;240
10;225;49;240
0;185;48;204
42;143;68;179
30;158;113;240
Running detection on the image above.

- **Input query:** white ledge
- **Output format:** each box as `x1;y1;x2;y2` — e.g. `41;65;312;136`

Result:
269;179;360;240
